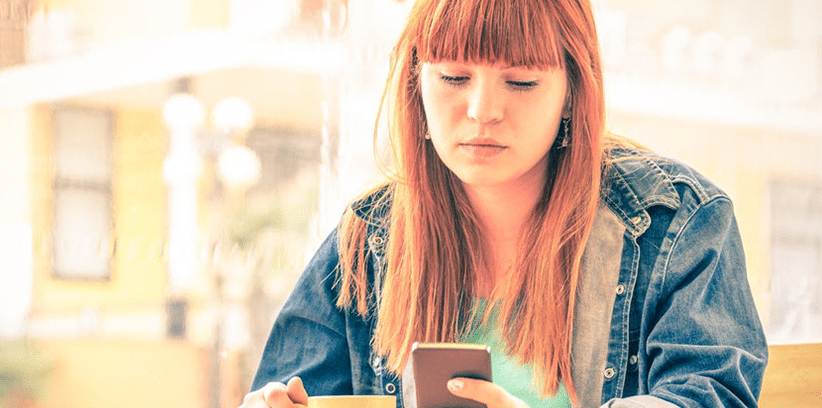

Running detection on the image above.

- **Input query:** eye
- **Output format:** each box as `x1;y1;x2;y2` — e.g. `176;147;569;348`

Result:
440;75;469;86
507;80;539;91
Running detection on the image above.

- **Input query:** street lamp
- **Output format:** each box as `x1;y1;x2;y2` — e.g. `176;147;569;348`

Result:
212;97;261;189
163;91;260;408
162;94;262;294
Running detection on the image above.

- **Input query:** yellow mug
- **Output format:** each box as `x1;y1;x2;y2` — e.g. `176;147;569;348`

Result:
295;395;396;408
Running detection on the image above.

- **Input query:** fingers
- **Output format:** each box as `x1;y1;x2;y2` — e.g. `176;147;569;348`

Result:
239;382;285;408
237;379;308;408
263;381;302;408
447;378;528;408
286;377;309;406
239;388;266;408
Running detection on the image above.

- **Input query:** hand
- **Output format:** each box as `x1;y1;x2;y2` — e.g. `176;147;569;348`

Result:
447;378;529;408
239;377;309;408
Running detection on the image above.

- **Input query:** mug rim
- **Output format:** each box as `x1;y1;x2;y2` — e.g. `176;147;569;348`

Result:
309;395;396;400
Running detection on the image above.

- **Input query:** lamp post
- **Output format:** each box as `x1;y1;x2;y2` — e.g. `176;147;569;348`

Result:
162;93;205;296
163;91;260;408
209;95;258;408
163;94;261;293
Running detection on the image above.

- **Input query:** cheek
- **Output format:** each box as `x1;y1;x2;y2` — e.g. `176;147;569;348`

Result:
420;84;435;126
422;91;463;137
421;90;448;132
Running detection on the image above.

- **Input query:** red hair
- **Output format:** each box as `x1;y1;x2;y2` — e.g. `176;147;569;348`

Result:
337;0;607;401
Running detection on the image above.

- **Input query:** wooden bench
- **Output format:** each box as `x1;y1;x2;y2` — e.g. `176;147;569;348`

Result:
759;343;822;407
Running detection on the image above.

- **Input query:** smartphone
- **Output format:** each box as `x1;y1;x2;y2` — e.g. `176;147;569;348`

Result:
411;342;493;408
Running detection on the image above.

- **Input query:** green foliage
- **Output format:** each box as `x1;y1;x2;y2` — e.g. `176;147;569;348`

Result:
228;175;319;249
0;338;52;405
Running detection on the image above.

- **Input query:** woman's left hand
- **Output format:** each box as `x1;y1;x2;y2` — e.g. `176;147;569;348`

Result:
447;378;529;408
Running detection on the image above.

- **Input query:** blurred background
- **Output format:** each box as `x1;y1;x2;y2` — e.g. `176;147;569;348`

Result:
0;0;819;407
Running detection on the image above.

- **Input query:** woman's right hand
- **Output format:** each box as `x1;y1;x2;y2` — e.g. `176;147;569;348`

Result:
239;377;309;408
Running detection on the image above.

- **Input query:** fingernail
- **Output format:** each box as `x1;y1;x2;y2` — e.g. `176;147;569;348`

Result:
448;379;463;392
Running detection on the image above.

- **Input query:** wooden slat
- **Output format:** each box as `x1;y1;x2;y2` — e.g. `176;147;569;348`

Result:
759;343;822;408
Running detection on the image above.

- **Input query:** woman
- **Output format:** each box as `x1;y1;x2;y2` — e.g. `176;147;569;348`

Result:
241;0;768;407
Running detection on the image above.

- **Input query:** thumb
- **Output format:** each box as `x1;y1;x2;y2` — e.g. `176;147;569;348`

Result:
286;377;309;406
262;382;292;407
448;377;525;408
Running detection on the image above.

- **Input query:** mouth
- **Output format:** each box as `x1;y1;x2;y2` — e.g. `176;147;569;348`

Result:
461;137;505;147
459;139;507;158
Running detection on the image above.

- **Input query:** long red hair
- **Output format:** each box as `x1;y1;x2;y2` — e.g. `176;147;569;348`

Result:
337;0;606;401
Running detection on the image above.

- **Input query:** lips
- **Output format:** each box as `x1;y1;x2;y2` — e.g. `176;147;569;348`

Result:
459;138;507;159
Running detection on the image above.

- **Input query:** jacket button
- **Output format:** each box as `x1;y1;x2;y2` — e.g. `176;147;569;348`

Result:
371;236;384;246
631;216;642;225
603;367;615;379
629;355;638;365
615;284;625;295
385;383;397;394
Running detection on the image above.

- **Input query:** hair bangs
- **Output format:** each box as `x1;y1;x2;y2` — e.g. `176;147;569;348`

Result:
416;0;565;69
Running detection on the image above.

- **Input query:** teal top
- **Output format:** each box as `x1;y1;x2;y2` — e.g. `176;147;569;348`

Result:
461;299;571;408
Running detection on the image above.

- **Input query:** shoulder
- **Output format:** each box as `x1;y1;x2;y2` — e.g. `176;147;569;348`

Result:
340;182;393;258
602;146;731;231
350;182;394;225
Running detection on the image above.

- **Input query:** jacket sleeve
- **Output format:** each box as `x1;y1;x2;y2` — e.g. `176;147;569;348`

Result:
640;195;768;407
250;229;355;396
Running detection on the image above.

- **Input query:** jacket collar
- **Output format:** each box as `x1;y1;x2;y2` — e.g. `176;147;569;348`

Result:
351;185;392;259
601;148;681;236
352;184;392;225
350;148;686;240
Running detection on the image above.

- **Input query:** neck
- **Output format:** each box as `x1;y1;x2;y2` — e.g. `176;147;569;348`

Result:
464;184;540;241
463;174;545;290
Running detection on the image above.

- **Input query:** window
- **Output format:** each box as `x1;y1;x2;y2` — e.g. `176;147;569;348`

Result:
0;0;31;67
52;106;113;280
768;180;822;343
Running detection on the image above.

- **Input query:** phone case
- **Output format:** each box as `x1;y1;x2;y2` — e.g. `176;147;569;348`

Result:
411;342;493;408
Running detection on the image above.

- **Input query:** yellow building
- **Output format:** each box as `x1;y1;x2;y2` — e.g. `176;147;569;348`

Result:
0;0;358;406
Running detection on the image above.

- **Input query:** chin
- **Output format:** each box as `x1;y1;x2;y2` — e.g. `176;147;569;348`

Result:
453;172;510;188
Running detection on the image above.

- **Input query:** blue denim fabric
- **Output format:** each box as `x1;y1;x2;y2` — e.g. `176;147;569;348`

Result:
251;148;768;407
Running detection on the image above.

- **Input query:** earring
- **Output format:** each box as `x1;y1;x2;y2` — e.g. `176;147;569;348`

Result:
555;117;570;149
424;133;431;140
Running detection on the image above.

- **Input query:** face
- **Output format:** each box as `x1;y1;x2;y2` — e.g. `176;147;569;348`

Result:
419;61;568;192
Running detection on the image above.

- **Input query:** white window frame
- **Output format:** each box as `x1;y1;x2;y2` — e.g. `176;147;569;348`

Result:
51;105;114;281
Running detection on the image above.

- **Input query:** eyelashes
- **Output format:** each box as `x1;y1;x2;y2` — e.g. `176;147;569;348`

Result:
440;75;469;85
507;80;539;90
439;75;539;91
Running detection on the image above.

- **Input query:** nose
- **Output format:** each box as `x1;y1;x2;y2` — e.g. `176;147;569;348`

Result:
466;79;504;124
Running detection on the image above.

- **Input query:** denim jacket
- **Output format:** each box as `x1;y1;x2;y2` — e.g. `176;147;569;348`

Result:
252;148;768;408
